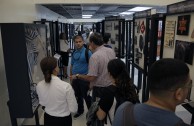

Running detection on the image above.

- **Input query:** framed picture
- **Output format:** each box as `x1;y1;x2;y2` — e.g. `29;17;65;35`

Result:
177;15;190;35
174;40;194;65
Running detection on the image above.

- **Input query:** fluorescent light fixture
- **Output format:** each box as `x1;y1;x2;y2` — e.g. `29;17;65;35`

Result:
128;7;152;12
82;17;91;18
119;12;134;15
82;15;92;17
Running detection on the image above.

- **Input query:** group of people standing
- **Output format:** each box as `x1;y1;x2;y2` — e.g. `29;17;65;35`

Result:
36;31;193;126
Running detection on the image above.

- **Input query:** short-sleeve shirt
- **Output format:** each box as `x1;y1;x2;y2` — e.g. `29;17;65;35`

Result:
133;104;190;126
88;45;115;87
71;46;92;75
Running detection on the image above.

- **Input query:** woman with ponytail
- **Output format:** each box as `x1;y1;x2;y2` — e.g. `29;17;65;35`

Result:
36;57;77;126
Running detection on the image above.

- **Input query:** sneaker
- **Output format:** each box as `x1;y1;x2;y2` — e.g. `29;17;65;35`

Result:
74;113;83;119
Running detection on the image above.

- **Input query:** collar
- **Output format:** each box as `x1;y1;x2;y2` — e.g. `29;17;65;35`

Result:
93;45;103;53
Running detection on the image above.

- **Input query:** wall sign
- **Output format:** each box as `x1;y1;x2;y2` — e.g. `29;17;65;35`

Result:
164;21;176;48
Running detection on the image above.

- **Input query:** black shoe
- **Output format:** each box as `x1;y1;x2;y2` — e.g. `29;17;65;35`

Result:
74;113;83;119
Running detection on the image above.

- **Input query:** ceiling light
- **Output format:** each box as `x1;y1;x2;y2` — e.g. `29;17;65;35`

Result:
82;15;92;17
119;12;134;15
128;7;152;12
82;17;91;18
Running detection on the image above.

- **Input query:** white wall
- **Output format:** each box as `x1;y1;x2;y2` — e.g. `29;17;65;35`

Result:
0;0;66;23
163;13;194;101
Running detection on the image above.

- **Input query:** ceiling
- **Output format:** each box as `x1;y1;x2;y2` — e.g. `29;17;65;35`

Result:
41;4;166;19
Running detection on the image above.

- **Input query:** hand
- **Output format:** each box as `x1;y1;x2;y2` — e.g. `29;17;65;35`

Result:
70;75;76;80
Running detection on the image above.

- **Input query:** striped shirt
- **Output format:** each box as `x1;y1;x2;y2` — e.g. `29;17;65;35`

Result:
88;45;116;87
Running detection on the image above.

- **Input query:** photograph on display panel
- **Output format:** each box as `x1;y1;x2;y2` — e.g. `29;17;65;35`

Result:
177;15;190;35
104;20;119;56
25;24;47;110
164;21;176;48
174;40;194;65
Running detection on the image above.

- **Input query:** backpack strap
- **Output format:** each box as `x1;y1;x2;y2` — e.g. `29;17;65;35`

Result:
113;101;136;126
107;112;112;125
85;47;89;63
124;102;136;126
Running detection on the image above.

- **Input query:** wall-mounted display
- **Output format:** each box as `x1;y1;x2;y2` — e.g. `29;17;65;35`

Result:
174;40;194;65
1;23;46;117
164;21;176;48
177;15;190;35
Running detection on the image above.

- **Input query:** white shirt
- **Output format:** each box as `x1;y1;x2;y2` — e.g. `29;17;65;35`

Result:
36;75;77;117
60;39;69;52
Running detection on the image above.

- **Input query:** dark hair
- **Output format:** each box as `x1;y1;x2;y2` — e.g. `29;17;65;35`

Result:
148;58;189;94
103;33;111;44
40;57;57;83
73;35;84;42
60;32;66;40
89;32;103;46
108;59;139;104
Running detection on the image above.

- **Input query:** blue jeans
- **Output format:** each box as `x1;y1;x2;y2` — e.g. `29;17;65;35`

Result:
72;79;91;113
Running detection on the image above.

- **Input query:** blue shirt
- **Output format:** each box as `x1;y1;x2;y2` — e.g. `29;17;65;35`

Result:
71;47;92;75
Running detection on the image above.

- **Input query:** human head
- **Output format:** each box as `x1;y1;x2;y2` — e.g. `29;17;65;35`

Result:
108;59;127;80
60;32;66;40
103;33;111;44
89;32;103;46
40;57;58;83
73;35;84;49
148;58;191;103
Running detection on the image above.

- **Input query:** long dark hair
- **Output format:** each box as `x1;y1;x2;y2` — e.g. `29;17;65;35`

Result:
40;57;57;83
108;59;139;104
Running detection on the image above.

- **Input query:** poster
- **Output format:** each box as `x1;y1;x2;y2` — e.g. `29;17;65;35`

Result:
177;15;190;35
164;21;176;48
174;40;194;65
25;25;47;110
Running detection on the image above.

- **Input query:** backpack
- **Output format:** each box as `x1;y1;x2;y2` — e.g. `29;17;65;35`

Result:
72;47;89;63
86;98;104;126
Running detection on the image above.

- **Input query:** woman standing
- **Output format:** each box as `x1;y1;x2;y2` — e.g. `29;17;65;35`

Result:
60;33;70;78
95;59;139;126
36;57;77;126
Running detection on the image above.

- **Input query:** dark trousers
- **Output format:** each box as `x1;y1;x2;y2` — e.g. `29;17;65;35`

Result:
44;113;72;126
72;79;91;113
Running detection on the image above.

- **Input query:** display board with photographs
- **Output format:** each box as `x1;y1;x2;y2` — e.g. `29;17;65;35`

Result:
25;24;47;110
163;4;194;101
134;18;146;69
164;21;176;48
104;20;119;56
1;23;47;117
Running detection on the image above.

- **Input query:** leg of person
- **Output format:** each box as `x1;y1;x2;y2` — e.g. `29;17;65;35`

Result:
79;80;91;109
72;79;84;118
63;52;69;78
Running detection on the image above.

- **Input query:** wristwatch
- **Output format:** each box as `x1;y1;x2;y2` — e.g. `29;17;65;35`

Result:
76;74;79;79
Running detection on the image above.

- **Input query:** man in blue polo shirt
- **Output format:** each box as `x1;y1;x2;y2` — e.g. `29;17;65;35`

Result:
70;35;92;119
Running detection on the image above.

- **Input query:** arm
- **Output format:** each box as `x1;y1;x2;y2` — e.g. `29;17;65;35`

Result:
77;74;96;82
96;106;106;120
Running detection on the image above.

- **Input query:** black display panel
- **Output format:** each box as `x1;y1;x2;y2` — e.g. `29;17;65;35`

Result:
1;23;46;118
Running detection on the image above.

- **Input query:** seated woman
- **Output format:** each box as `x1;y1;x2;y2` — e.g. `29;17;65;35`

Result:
96;59;139;126
36;57;77;126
